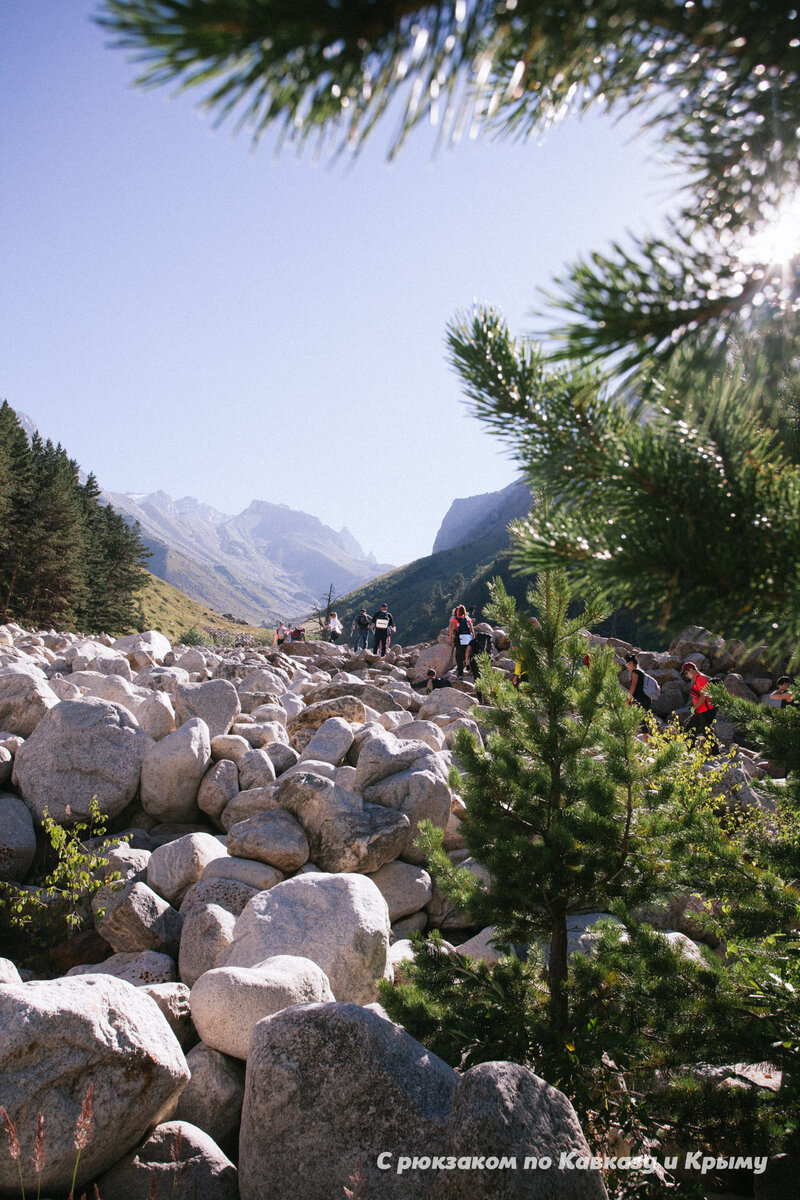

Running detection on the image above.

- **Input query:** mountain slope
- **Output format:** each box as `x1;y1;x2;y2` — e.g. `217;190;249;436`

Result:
432;480;532;554
103;489;393;624
136;572;271;643
334;480;658;647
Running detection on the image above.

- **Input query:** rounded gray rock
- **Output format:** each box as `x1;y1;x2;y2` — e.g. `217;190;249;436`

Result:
226;808;310;872
238;1002;457;1200
0;975;189;1196
140;717;212;822
0;663;59;736
12;696;152;823
190;955;335;1059
95;1119;238;1200
174;679;241;738
174;1044;245;1148
220;872;392;1004
435;1061;608;1198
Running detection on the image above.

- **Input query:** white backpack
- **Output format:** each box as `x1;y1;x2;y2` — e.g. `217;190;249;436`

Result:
641;672;661;700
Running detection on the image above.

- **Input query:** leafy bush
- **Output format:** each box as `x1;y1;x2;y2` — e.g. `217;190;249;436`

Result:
0;798;123;973
177;625;206;646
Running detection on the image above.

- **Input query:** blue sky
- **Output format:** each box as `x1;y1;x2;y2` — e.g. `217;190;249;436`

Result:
2;1;680;566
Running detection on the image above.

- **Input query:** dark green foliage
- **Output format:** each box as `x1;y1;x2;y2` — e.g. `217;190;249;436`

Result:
0;402;150;631
446;311;800;656
379;931;548;1070
710;683;800;884
427;572;685;1031
381;570;800;1180
568;924;792;1166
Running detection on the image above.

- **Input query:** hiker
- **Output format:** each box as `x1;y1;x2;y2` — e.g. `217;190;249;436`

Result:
770;676;795;707
682;661;718;747
273;620;290;646
351;607;371;651
372;603;394;657
449;604;474;678
327;611;343;643
426;668;448;693
624;653;652;738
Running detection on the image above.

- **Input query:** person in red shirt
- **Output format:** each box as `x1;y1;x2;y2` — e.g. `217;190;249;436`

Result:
682;661;717;747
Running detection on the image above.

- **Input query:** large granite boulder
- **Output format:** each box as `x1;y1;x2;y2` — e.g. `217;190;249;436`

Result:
303;680;404;714
197;758;239;825
114;629;172;664
147;832;228;907
362;765;452;864
180;876;260;920
173;1044;246;1148
238;1002;457;1200
140;981;196;1050
178;903;236;988
220;872;392;1004
275;770;410;873
435;1061;608;1198
66;949;178;986
190;955;335;1059
366;860;433;921
297;715;354;765
0;975;189;1196
351;730;434;791
140;718;212;822
201;854;284;892
286;695;367;743
95;881;184;958
236;747;277;791
417;687;475;721
0;791;37;882
174;679;241;739
226;808;310;872
12;696;152;824
0;664;59;736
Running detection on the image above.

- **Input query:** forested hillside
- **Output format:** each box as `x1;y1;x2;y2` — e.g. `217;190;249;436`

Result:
0;402;150;632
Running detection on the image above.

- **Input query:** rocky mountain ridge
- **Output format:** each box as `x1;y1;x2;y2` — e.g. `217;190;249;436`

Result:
102;488;393;625
432;479;532;555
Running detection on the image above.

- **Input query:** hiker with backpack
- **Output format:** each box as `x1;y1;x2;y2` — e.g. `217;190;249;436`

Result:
371;603;394;657
449;604;474;678
624;654;659;738
351;607;371;651
469;627;493;680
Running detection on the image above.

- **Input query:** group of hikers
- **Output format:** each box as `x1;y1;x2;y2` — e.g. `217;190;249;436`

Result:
624;655;794;749
275;602;794;750
272;606;395;655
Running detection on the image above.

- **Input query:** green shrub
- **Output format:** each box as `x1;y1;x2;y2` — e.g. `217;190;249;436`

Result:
0;798;123;974
177;624;206;646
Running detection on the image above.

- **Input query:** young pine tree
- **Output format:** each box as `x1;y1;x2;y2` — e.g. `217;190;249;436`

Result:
418;572;682;1034
383;573;800;1177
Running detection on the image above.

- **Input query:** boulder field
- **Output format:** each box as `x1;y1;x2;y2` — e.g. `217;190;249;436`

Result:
0;618;786;1198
